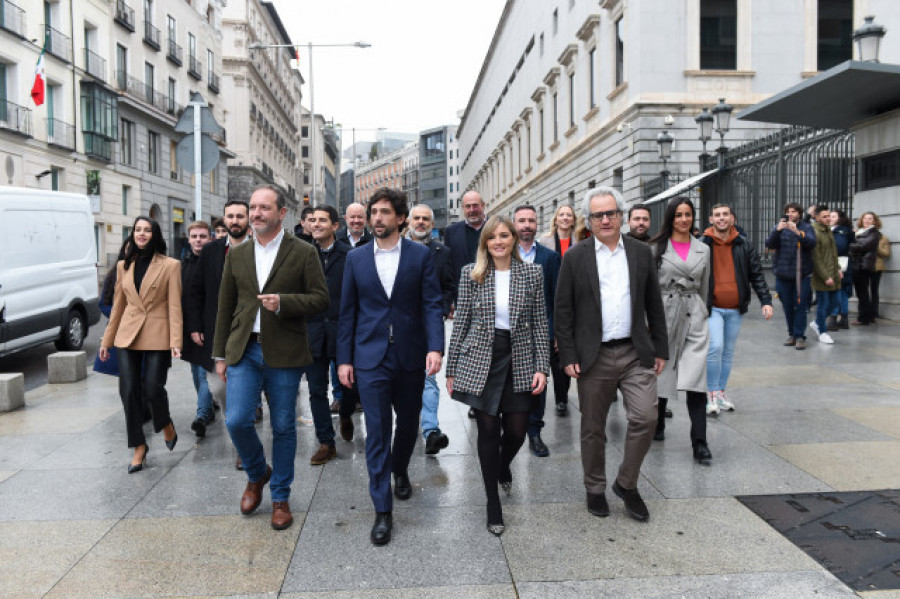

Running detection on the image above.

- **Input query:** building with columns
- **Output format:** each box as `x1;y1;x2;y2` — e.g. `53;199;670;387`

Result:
458;0;900;231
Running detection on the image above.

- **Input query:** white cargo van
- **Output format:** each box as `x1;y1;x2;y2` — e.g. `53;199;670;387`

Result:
0;187;101;357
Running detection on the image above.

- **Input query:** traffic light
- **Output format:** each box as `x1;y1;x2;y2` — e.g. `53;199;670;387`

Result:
303;195;309;205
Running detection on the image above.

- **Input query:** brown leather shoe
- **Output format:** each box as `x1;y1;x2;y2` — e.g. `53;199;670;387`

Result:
330;400;341;413
271;501;293;530
240;465;272;515
310;444;337;465
340;416;354;441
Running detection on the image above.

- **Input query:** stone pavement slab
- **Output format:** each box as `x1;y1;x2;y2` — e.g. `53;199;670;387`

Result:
45;514;302;598
832;406;900;439
282;584;517;598
770;441;900;491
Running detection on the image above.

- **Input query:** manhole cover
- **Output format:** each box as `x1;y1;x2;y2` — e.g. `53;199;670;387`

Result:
738;490;900;591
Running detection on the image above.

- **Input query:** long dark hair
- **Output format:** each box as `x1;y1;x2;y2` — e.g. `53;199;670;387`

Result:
123;216;167;270
100;239;131;306
649;197;694;267
834;209;852;229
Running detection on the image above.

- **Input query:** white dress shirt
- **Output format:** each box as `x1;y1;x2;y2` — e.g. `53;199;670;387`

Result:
374;238;402;299
595;236;632;342
253;228;284;333
518;242;536;264
494;269;511;330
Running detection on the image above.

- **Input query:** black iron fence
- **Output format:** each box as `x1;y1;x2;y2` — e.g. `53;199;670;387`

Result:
700;126;855;266
641;172;700;235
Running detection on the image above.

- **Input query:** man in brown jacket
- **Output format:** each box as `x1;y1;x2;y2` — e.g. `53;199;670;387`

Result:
810;205;841;345
213;185;328;530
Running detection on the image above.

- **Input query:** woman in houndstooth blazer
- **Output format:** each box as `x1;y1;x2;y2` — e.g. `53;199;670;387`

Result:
446;216;550;537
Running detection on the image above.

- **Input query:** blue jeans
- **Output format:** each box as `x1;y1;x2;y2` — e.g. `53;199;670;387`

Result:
225;341;302;502
306;356;336;446
815;289;839;333
330;360;342;402
775;277;811;339
191;362;214;423
706;307;743;392
420;371;441;440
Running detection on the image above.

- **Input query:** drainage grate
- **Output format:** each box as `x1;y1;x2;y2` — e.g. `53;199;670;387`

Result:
738;490;900;592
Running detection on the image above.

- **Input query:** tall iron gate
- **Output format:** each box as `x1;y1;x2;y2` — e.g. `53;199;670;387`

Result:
699;126;856;266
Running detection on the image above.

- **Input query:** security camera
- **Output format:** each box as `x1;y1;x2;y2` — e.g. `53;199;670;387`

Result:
616;122;624;133
663;115;675;126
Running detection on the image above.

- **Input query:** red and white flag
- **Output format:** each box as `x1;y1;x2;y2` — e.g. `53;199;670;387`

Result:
31;49;45;106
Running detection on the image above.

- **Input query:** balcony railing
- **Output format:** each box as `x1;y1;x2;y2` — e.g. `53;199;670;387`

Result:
143;21;160;50
83;48;106;81
166;97;182;117
188;56;201;80
46;118;74;149
0;0;26;38
0;100;32;137
166;38;182;65
207;70;219;93
45;25;72;62
210;128;227;145
115;70;171;114
114;0;135;32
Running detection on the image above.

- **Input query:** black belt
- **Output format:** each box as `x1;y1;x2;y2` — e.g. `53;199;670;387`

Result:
248;332;262;344
601;337;631;348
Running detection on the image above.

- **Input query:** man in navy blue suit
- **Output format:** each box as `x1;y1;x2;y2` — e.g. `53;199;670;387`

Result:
337;187;444;546
513;205;561;457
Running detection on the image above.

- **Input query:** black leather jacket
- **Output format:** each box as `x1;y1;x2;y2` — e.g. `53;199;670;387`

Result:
701;233;772;315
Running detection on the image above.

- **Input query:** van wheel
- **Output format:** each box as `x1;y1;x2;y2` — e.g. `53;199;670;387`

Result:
55;309;86;351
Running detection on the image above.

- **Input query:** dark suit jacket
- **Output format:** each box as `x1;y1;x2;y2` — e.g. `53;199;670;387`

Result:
530;243;561;342
555;235;668;371
338;229;373;248
213;230;329;368
424;239;456;317
444;220;480;304
337;238;444;371
306;240;350;360
180;252;206;367
186;237;228;371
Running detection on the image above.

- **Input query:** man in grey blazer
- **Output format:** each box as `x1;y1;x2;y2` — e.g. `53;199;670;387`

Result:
555;187;668;522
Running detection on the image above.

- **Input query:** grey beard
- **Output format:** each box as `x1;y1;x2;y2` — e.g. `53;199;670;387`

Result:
410;229;430;241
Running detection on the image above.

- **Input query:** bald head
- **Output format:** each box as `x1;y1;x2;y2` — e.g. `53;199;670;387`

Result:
344;202;367;238
461;191;485;227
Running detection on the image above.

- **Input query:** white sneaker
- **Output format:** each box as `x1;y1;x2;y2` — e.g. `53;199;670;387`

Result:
706;398;720;415
717;391;735;411
810;322;820;336
819;332;835;344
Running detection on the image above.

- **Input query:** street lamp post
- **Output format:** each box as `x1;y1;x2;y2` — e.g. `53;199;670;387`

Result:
248;40;371;206
656;129;673;190
695;107;714;171
711;97;733;169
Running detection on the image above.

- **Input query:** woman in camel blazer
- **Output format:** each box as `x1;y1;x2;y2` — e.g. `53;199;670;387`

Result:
99;216;182;472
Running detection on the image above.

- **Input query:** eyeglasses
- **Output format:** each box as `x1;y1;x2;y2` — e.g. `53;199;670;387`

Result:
589;210;622;222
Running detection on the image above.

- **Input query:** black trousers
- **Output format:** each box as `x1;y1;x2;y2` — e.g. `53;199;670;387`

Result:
854;270;879;324
118;348;172;448
549;349;571;404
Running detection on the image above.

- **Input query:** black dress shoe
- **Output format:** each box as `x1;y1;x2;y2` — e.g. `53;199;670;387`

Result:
612;481;649;521
394;473;412;500
371;512;392;545
528;434;549;457
425;431;449;455
693;442;713;465
665;408;673;418
190;418;207;438
653;429;665;441
555;402;568;416
587;492;609;517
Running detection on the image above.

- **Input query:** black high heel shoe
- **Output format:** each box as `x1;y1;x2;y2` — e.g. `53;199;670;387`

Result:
164;424;178;451
128;443;148;474
499;465;513;497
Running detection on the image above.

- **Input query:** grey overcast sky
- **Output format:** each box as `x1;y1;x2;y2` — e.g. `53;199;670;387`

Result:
268;0;506;149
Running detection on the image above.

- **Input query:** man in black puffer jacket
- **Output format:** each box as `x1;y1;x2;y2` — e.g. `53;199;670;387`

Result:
700;204;773;415
765;202;816;349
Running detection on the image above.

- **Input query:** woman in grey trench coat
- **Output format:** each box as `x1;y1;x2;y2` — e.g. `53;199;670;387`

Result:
649;198;713;465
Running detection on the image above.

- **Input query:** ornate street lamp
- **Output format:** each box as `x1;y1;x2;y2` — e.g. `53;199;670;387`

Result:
853;16;886;63
695;107;713;168
656;129;674;190
711;97;732;168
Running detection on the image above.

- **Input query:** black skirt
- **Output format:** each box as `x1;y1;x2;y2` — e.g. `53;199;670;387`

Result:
452;329;535;416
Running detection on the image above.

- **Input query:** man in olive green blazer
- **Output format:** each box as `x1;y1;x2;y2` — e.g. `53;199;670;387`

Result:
214;185;328;530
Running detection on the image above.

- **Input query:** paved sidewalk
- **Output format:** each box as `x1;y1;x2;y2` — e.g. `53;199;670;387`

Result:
0;313;898;598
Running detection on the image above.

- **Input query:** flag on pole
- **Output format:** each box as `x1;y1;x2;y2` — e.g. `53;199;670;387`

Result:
31;48;46;106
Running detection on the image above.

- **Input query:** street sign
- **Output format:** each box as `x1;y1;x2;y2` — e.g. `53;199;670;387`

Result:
176;133;220;173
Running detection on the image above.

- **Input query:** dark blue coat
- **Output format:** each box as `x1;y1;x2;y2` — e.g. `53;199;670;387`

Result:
765;220;817;280
307;240;350;360
444;220;480;304
530;243;561;342
337;238;444;371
